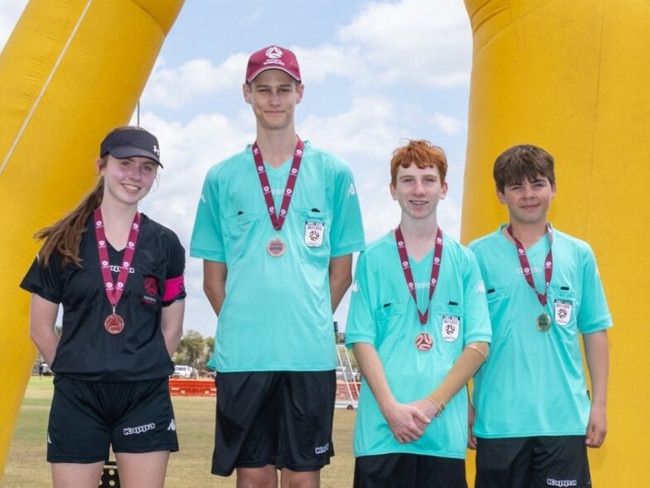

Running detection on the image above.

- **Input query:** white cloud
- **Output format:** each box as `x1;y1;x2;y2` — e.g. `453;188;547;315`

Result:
296;44;368;83
431;112;466;136
139;0;472;110
337;0;472;86
301;95;403;155
143;53;247;109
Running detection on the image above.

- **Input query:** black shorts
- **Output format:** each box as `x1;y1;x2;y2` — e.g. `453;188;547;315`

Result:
212;371;336;476
475;436;591;488
47;375;178;463
354;453;468;488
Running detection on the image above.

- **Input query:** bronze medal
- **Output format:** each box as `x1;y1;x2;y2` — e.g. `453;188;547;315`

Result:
415;332;433;351
94;209;140;336
104;313;125;335
253;139;304;258
267;237;286;257
536;313;552;332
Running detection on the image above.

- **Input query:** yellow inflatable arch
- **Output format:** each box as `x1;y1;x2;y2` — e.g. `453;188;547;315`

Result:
0;0;184;477
461;0;649;485
3;0;646;485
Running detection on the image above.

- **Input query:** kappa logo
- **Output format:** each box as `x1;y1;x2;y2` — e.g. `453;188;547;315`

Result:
546;479;577;487
109;265;135;274
348;183;357;196
123;423;156;436
314;442;330;455
167;419;176;432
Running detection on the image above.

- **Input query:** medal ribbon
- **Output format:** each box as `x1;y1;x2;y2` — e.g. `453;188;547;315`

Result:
507;223;553;306
94;208;141;313
252;138;305;231
394;226;443;325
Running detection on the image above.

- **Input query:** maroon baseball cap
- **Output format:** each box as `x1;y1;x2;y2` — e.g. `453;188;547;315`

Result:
245;45;301;83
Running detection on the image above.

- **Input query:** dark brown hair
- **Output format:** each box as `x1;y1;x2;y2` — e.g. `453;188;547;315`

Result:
493;144;556;194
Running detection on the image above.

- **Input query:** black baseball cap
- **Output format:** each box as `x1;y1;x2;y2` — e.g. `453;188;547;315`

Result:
100;128;162;167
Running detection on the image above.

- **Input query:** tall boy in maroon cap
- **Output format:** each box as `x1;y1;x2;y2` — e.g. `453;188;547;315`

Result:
190;46;365;487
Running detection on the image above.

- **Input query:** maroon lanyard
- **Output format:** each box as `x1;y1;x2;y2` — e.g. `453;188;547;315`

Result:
252;138;305;231
94;208;141;313
506;224;553;306
394;226;443;325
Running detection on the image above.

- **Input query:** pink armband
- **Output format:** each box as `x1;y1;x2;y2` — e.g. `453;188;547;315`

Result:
163;275;185;302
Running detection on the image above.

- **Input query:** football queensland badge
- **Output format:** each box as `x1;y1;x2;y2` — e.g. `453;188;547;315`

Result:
441;315;460;342
554;300;572;326
304;220;324;247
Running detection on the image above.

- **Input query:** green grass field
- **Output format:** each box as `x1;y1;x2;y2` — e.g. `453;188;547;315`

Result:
0;377;356;487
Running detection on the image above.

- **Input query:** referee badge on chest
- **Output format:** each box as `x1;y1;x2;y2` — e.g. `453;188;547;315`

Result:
304;220;324;247
441;315;460;342
554;299;572;326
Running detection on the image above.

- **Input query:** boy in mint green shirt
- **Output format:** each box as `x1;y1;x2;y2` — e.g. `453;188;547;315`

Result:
346;139;491;488
190;45;365;487
469;144;612;488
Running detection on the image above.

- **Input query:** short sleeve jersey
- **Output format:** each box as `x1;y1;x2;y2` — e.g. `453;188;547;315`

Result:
190;140;365;372
345;231;491;459
20;214;186;382
468;226;612;438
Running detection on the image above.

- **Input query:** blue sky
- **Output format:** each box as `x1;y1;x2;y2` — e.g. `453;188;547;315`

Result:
1;0;474;337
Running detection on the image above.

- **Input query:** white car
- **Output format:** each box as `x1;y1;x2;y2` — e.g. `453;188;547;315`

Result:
172;365;195;379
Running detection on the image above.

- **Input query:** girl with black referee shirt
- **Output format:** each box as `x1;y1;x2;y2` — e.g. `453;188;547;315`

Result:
20;126;186;488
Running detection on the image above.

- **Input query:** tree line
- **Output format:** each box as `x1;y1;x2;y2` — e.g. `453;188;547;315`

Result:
172;330;215;376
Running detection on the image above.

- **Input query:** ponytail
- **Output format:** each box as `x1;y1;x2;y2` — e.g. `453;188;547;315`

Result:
35;178;104;268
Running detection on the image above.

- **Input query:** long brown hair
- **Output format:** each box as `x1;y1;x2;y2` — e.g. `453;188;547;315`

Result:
35;173;105;268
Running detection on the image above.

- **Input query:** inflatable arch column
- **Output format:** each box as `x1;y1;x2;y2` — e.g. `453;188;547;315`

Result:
461;1;650;485
0;0;184;477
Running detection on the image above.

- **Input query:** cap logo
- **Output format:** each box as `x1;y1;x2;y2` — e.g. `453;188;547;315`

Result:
265;46;283;61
